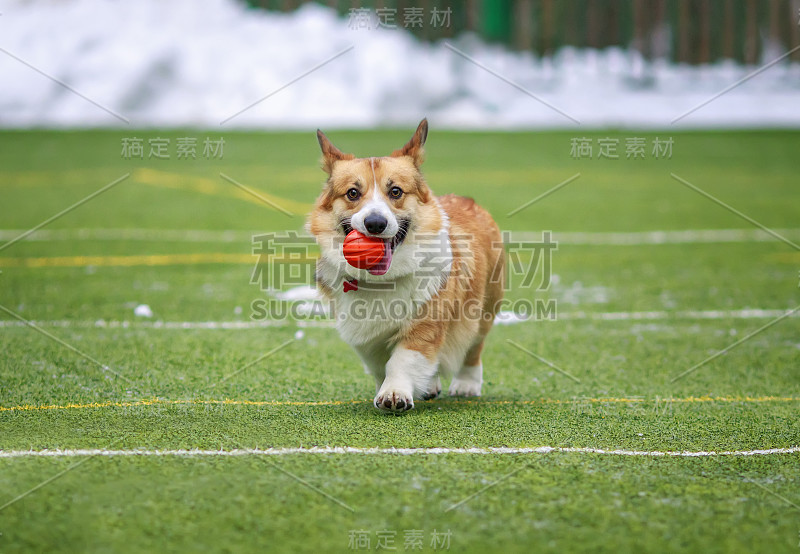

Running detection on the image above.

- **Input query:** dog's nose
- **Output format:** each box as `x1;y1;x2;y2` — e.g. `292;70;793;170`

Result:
364;213;388;234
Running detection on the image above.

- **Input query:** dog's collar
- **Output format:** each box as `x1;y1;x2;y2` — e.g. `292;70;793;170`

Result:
343;278;358;292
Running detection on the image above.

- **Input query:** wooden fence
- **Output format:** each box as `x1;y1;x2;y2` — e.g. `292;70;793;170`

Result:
248;0;800;64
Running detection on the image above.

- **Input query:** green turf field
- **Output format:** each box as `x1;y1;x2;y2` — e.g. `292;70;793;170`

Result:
1;129;799;553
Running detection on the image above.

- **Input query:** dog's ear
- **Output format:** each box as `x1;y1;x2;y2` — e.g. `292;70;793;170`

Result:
317;129;354;175
391;118;428;167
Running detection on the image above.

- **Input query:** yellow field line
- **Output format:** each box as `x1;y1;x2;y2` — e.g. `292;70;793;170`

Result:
0;253;253;267
0;252;319;268
131;168;313;215
0;167;313;214
767;252;800;263
1;396;797;413
0;168;122;187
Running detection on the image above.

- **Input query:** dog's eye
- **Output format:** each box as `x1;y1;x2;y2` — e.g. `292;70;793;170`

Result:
388;186;403;199
346;188;360;201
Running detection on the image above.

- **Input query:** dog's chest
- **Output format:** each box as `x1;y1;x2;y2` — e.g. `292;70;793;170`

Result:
332;274;439;346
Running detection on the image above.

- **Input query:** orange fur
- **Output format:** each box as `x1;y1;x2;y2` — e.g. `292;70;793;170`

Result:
404;194;505;363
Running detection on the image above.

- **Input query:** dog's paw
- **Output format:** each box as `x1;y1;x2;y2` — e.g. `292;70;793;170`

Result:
421;377;442;400
374;389;414;413
448;378;482;397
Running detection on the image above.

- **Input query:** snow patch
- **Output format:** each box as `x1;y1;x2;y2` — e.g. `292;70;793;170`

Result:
273;285;319;302
494;310;530;325
133;304;153;318
1;0;798;129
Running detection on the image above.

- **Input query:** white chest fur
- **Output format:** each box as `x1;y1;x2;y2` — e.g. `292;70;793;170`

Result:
333;273;434;345
325;237;450;345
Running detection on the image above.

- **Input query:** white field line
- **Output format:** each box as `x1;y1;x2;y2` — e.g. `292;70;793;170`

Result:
1;446;798;459
0;319;334;329
558;308;800;321
0;229;254;243
518;228;800;245
0;308;797;330
2;228;800;245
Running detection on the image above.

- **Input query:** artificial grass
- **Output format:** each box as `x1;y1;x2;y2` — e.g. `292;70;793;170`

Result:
0;129;798;552
1;454;798;553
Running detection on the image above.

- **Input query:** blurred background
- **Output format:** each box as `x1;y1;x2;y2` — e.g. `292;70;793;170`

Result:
1;0;798;129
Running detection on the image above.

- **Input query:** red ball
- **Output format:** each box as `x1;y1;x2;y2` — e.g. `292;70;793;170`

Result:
343;230;385;269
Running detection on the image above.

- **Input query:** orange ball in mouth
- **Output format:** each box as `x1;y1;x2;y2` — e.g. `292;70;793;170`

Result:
343;230;386;270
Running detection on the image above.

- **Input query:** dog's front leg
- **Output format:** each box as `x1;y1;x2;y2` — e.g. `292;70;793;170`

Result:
352;344;390;394
374;346;438;413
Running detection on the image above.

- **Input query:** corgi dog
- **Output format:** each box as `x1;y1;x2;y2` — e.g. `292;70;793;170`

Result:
308;119;504;413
